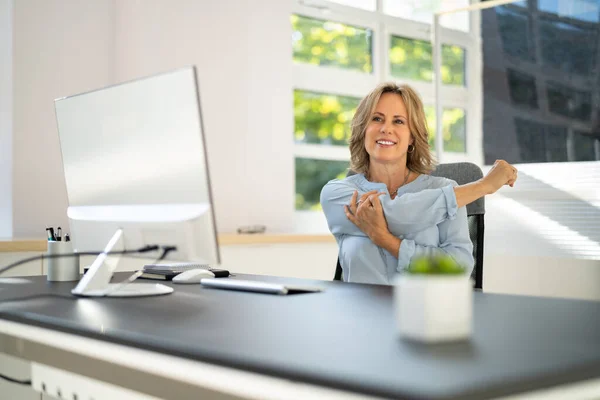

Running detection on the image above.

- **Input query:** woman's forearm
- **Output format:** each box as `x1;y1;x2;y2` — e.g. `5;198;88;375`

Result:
453;160;517;207
372;230;402;258
454;180;489;209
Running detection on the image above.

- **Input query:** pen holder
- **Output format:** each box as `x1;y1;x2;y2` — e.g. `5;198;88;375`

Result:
47;241;80;282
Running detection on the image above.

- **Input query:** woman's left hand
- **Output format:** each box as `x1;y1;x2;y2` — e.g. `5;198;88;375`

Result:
344;191;389;242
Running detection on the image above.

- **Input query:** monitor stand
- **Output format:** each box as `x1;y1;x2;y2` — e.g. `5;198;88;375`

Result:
71;229;173;298
73;283;173;298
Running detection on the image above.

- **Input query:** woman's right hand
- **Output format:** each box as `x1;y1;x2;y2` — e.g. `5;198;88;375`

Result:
481;160;518;195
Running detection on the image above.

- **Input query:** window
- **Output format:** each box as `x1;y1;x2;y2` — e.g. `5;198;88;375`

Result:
507;69;538;108
515;118;568;163
389;36;466;86
383;0;470;32
327;0;376;11
539;0;599;23
482;1;600;166
294;90;360;145
539;18;597;76
425;106;467;152
546;81;592;122
291;15;373;73
496;5;536;62
515;119;547;163
545;125;569;162
573;131;597;161
292;1;477;210
296;158;349;210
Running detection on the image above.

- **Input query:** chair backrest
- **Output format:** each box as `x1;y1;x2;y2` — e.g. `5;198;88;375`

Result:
431;162;485;289
333;162;485;289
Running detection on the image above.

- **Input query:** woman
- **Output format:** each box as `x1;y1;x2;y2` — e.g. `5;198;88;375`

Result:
320;82;518;284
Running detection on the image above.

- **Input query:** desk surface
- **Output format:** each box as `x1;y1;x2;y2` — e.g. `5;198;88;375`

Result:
1;274;600;400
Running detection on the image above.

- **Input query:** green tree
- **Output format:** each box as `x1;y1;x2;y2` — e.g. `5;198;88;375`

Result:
295;158;349;210
294;90;360;145
291;15;373;73
390;36;465;85
426;106;466;152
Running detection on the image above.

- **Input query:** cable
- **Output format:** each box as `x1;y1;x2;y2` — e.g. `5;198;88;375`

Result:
0;245;163;276
0;245;179;298
154;246;177;261
0;373;32;386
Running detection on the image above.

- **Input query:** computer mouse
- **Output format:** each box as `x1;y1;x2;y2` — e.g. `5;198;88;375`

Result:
172;269;215;284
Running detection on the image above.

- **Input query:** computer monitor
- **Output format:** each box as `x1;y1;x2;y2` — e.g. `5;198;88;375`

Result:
54;66;220;297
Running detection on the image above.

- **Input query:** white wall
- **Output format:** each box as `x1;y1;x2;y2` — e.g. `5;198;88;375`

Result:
11;0;293;237
12;0;116;237
113;0;294;234
244;3;294;232
0;0;13;237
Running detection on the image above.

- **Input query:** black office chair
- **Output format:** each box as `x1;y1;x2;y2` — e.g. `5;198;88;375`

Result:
333;162;485;290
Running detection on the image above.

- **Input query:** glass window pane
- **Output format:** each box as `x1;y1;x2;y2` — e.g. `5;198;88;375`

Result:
294;90;361;145
507;69;538;108
442;44;466;85
539;0;599;23
390;37;433;82
425;106;436;149
515;118;548;163
389;36;465;85
383;0;470;32
291;15;373;73
546;81;592;122
425;106;467;152
545;125;569;162
327;0;376;11
514;118;568;163
573;131;597;161
496;5;536;62
539;17;597;76
295;158;349;210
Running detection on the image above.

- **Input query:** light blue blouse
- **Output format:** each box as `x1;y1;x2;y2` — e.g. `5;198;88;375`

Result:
320;173;474;285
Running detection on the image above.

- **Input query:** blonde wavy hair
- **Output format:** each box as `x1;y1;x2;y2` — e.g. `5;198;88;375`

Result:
349;82;436;177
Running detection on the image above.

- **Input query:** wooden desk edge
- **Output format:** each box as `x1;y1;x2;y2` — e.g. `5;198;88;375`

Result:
217;234;336;245
0;234;336;252
0;239;49;253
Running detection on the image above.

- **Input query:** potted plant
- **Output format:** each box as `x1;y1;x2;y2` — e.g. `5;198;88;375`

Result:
393;255;473;343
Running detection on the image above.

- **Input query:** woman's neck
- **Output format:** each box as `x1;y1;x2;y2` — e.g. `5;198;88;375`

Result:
367;163;410;194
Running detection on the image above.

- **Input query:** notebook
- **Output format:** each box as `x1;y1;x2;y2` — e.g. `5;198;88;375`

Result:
138;271;179;281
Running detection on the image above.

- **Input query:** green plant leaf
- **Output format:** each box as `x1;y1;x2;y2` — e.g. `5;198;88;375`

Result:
407;255;466;275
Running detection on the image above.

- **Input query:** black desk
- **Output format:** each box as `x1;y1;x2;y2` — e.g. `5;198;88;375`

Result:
1;274;600;400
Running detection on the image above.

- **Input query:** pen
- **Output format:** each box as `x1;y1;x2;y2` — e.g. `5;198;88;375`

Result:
46;227;56;241
56;227;62;241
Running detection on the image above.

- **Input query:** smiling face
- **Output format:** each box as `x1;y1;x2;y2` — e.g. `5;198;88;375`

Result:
364;92;413;167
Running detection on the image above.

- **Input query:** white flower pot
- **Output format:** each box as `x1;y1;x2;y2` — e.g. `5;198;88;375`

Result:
393;274;473;342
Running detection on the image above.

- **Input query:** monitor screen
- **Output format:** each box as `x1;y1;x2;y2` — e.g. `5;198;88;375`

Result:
54;66;220;267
